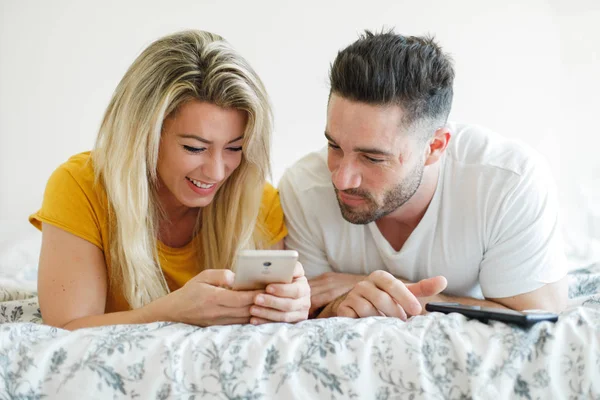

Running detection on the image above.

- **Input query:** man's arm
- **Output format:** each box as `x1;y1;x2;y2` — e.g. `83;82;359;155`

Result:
488;277;568;312
418;278;568;313
405;273;568;313
317;274;568;319
316;271;448;319
314;274;495;319
476;155;568;311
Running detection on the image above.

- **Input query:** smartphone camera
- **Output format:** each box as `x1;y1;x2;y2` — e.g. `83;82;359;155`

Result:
263;261;272;267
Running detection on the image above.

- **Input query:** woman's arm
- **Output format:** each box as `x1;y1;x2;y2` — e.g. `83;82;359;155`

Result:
38;223;260;330
38;223;168;329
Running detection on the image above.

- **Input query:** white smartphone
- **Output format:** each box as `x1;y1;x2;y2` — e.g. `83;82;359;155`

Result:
232;249;298;290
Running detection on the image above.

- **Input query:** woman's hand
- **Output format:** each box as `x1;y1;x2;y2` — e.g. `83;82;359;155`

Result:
248;262;311;324
149;269;263;327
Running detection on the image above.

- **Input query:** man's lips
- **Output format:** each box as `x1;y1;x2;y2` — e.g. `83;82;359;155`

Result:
338;191;366;205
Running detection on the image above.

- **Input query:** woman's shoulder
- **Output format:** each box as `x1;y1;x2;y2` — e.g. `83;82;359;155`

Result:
259;181;285;213
40;150;108;217
257;181;286;243
55;151;94;179
49;152;104;194
260;181;278;201
30;152;108;247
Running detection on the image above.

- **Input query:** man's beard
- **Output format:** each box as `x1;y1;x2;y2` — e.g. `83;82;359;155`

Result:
334;162;424;225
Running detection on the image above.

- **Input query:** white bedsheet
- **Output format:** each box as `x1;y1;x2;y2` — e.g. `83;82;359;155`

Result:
1;219;599;399
0;265;599;399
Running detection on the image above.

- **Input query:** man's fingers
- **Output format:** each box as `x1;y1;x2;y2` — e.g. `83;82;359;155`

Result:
357;285;408;320
368;271;422;315
337;304;359;318
406;276;448;297
340;292;381;318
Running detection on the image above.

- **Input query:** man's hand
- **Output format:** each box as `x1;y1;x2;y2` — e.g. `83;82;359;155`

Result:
336;270;448;320
308;272;365;315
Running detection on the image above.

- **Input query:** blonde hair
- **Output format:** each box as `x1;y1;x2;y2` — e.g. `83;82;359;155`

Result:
93;30;272;309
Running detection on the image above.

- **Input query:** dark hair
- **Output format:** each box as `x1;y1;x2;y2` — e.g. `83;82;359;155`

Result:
330;30;454;137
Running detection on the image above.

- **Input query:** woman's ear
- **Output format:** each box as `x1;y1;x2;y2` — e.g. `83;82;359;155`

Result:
424;127;451;166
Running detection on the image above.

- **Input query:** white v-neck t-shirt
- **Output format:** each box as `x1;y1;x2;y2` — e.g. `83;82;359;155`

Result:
279;123;567;299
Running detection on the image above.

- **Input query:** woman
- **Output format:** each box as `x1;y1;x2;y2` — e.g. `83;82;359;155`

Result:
29;30;310;329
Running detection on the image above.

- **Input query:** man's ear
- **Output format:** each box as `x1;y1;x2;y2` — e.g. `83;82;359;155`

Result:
424;127;451;166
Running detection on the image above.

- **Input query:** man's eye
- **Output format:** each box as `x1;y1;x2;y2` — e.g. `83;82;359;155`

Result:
328;142;341;150
365;156;384;163
183;145;205;153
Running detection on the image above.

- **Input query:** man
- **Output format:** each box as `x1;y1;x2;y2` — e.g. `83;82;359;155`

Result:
278;31;568;320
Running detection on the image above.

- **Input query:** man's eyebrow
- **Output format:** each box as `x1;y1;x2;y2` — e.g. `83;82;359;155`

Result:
325;132;393;157
353;146;393;157
178;134;244;144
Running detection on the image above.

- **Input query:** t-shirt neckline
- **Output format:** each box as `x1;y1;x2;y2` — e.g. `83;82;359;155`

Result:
367;153;446;257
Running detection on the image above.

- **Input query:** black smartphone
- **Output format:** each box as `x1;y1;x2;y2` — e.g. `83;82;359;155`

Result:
425;302;558;327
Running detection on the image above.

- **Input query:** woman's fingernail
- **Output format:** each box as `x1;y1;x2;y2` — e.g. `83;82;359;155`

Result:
267;286;275;294
255;296;264;305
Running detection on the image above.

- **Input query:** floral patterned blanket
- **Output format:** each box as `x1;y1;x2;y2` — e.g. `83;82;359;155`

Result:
1;265;599;399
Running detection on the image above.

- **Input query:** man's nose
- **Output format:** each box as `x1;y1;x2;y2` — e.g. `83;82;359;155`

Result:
332;158;361;190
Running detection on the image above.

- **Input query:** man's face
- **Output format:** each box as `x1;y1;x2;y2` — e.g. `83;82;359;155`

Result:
326;94;425;225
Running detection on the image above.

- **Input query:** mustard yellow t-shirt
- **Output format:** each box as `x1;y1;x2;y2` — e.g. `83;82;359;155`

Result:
29;152;287;312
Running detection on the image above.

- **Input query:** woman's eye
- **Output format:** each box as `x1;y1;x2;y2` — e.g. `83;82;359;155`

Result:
183;145;205;154
327;142;341;150
227;146;243;152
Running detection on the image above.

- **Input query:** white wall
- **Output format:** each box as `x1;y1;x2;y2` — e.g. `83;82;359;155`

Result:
1;0;599;232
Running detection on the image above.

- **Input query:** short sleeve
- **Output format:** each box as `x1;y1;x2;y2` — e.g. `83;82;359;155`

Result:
278;169;333;278
258;183;288;247
479;159;568;299
29;162;103;249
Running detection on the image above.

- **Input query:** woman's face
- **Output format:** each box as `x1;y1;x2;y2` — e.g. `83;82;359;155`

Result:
157;100;247;212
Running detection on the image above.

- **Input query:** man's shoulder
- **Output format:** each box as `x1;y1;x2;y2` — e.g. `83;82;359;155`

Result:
447;123;544;177
279;147;332;193
443;123;555;214
278;148;342;224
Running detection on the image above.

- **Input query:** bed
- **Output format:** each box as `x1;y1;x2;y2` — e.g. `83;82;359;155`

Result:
1;224;599;399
